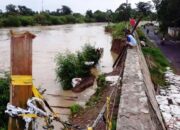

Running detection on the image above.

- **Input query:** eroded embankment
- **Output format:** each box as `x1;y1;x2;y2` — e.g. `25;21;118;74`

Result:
117;46;166;130
69;40;126;130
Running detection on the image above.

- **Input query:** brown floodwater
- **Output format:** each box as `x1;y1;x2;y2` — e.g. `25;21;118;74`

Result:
0;23;114;129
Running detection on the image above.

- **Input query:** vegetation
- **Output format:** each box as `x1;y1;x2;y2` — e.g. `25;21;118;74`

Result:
136;28;170;87
86;74;107;106
0;2;155;28
56;44;100;90
70;104;83;116
106;22;128;39
0;73;10;130
136;28;147;42
153;0;180;32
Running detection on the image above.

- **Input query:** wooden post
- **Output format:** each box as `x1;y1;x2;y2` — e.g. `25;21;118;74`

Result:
8;31;36;130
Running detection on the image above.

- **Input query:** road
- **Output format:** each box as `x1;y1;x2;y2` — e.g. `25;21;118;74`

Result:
143;25;180;75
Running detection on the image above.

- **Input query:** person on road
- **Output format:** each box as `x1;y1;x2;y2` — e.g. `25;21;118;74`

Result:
125;30;137;47
146;29;149;34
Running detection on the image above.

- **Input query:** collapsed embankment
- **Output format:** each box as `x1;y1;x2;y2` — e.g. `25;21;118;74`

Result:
69;38;127;130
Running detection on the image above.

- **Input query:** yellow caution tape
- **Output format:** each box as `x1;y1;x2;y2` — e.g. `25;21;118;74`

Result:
87;127;93;130
11;75;32;86
108;121;112;130
32;85;44;99
19;114;38;118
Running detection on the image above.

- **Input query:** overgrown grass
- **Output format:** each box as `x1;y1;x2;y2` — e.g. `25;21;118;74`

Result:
0;73;10;130
136;28;170;87
142;47;170;86
56;44;100;90
105;22;127;39
86;74;107;106
70;104;83;116
136;28;147;42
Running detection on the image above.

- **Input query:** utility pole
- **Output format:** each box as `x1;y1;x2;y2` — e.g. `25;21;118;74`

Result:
42;0;44;12
8;31;36;130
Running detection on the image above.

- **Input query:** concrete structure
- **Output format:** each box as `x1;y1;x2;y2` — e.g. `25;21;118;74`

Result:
117;46;166;130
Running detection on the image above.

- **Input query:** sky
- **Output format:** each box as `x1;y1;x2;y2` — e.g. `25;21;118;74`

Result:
0;0;152;14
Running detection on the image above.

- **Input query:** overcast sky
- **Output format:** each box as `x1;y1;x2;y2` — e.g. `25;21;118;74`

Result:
0;0;151;14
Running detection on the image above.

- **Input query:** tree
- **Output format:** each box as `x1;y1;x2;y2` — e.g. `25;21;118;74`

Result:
86;10;93;18
136;1;152;16
6;4;18;14
115;3;131;21
18;5;34;15
61;5;72;15
157;0;180;31
132;1;152;33
93;10;107;22
152;0;162;10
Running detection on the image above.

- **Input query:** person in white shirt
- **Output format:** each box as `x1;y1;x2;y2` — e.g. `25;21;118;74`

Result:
125;30;137;47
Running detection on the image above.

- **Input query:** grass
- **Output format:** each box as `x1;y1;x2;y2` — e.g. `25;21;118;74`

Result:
136;28;147;42
105;22;128;39
70;104;83;116
136;27;170;87
142;47;170;86
86;74;107;107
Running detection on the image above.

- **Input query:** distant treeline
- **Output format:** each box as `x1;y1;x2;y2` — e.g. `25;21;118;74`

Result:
0;3;156;27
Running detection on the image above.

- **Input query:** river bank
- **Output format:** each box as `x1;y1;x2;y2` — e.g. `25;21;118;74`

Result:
0;23;114;129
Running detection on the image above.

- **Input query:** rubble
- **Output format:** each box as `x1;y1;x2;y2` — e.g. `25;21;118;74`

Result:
156;68;180;130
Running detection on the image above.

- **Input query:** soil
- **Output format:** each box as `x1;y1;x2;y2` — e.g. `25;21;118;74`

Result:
68;34;127;130
72;76;95;93
68;48;126;130
111;39;126;54
69;83;121;130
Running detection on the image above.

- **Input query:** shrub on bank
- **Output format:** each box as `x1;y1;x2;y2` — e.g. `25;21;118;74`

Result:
70;104;83;116
136;28;147;42
0;73;10;130
56;44;101;90
142;47;170;86
2;15;21;27
105;22;127;39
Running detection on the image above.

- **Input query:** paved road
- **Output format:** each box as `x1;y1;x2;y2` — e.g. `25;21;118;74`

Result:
143;26;180;75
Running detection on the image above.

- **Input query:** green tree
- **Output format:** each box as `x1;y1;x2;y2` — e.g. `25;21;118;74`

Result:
61;5;72;15
6;4;18;15
18;5;34;15
136;1;152;16
157;0;180;31
93;10;107;22
115;3;131;21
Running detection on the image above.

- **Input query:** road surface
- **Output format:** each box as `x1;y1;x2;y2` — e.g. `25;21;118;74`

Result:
143;25;180;75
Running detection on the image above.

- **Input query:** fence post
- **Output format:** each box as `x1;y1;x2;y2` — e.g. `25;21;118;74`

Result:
8;31;36;130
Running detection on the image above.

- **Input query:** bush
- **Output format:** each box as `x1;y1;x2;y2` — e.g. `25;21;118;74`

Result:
111;22;127;39
0;73;10;130
81;44;101;65
56;53;78;90
19;16;35;26
56;44;101;90
3;15;21;27
70;104;82;115
137;28;147;42
96;74;107;96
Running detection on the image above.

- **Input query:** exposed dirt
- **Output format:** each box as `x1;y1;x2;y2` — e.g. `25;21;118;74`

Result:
72;76;95;93
68;48;126;130
111;39;126;54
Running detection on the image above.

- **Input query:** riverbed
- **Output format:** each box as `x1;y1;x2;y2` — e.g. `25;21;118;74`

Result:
0;23;114;129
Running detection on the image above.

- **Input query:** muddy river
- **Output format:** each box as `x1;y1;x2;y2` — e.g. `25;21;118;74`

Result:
0;23;114;129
